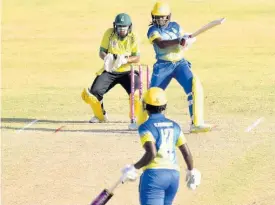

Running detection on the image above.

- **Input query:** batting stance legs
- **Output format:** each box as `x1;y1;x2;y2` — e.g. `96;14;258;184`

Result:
149;59;211;133
81;71;141;123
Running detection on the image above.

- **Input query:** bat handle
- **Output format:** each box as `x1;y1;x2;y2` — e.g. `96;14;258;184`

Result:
190;33;196;38
108;175;126;193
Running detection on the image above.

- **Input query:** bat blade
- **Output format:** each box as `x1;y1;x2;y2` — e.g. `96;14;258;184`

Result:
190;17;226;38
90;189;113;205
89;176;124;205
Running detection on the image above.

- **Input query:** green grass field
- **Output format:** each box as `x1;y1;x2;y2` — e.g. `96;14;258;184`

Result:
2;0;275;205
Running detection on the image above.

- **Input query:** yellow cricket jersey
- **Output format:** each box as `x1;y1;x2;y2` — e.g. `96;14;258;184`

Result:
96;28;140;75
138;114;187;171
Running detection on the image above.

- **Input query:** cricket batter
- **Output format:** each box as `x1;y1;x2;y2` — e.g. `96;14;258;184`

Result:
81;13;141;128
121;87;201;205
144;1;213;133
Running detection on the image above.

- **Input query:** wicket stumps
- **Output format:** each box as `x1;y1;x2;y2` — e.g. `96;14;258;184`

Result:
130;64;150;128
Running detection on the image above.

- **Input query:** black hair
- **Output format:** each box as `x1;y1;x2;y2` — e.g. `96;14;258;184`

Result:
145;104;167;114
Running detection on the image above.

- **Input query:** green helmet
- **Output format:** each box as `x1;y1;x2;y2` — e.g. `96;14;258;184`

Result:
114;13;132;38
114;13;132;26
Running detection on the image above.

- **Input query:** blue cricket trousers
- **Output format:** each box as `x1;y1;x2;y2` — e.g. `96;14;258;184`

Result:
139;169;180;205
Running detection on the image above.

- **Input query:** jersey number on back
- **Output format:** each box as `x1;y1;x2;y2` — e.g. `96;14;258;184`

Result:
160;128;175;161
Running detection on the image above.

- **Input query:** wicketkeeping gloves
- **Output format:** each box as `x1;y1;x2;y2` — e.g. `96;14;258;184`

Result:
104;54;128;72
186;168;201;190
121;164;138;183
113;54;128;70
103;53;115;72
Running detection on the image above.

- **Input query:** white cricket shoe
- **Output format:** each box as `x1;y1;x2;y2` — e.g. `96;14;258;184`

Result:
190;123;213;133
128;119;138;130
128;122;138;130
89;113;109;123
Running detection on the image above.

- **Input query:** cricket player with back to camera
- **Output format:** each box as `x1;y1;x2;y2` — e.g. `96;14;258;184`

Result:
121;87;201;205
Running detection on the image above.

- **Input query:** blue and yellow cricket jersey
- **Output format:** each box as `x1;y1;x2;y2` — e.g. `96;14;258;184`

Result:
147;22;184;62
138;113;187;171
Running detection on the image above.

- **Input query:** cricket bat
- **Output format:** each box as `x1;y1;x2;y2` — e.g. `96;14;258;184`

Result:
90;176;125;205
190;18;226;38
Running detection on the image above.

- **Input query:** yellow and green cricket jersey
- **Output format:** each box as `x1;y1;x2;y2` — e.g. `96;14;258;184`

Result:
96;28;140;75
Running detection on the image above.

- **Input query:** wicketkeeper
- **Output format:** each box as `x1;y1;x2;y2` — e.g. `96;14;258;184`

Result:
121;87;201;205
81;13;142;128
140;1;213;133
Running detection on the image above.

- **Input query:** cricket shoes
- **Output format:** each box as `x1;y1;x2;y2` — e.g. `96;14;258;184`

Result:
89;113;109;123
190;123;214;133
128;119;138;130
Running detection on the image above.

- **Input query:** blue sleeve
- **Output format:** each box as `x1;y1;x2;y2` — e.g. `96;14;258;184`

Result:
147;26;160;39
172;121;186;146
138;123;155;146
147;26;157;39
138;123;147;136
147;26;161;44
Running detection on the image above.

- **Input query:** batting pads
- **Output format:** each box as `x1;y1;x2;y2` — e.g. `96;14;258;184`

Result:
129;90;146;124
129;91;139;118
137;108;148;126
192;75;205;126
81;88;104;121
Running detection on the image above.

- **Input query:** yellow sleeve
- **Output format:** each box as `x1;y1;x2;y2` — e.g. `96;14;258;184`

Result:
140;132;155;146
130;32;140;56
148;31;161;44
95;68;104;76
176;131;187;147
100;28;114;52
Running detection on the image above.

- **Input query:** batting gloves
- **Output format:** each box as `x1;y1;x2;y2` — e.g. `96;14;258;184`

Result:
121;164;138;183
180;34;196;50
186;168;201;190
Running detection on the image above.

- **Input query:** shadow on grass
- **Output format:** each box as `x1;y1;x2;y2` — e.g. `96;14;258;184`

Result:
1;126;137;134
1;126;191;135
1;117;128;124
1;118;191;134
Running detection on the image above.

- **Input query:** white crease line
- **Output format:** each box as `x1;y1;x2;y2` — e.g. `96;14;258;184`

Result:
245;117;264;132
16;119;39;133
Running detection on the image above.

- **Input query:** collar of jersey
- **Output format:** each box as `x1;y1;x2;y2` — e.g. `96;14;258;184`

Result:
115;32;132;41
149;113;165;119
157;23;170;30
